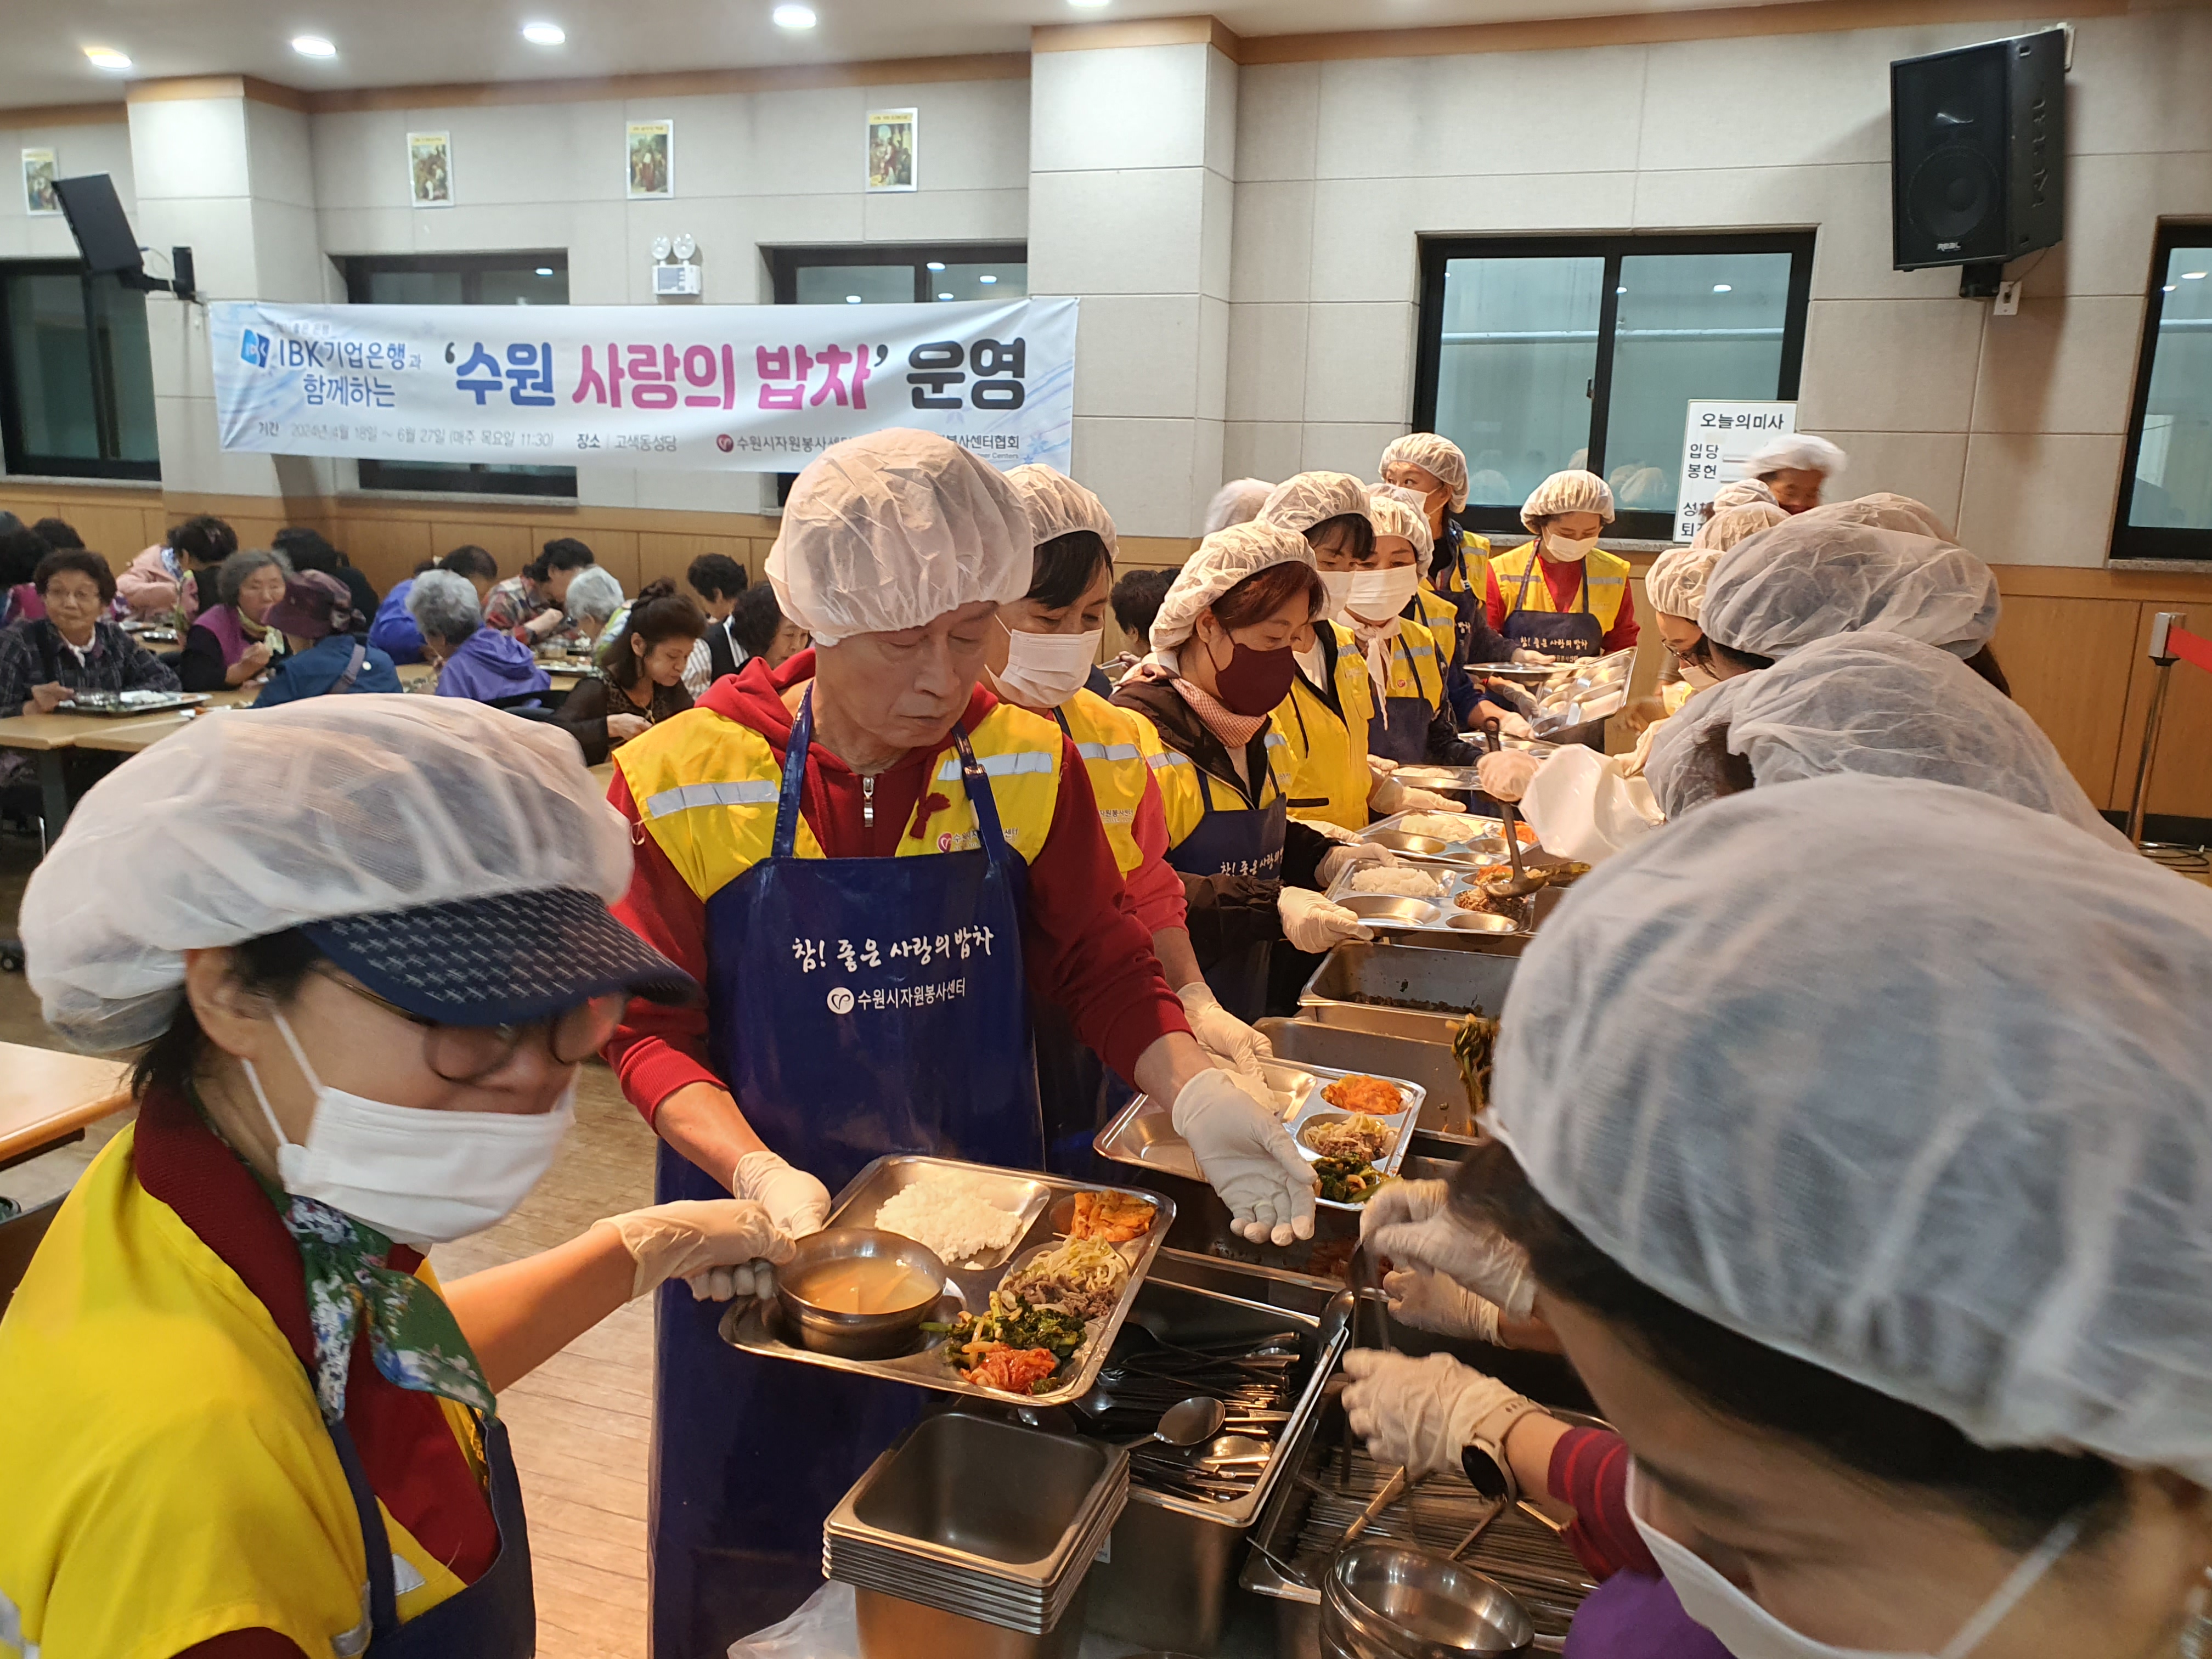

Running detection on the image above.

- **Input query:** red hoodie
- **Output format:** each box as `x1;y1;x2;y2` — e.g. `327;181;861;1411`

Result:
605;650;1190;1120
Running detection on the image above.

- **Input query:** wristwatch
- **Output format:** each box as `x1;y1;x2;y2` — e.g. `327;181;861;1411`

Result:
1459;1396;1547;1504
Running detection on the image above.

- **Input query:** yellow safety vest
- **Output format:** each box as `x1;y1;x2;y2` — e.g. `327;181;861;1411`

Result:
1147;716;1295;854
1489;541;1632;633
1432;529;1493;603
1279;623;1375;833
1412;583;1460;649
0;1128;483;1658
1053;687;1159;879
1379;618;1447;716
617;698;1066;904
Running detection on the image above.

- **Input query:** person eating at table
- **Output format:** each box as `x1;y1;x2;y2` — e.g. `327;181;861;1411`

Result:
252;570;404;707
178;549;292;693
1;696;796;1659
408;571;554;707
0;547;179;719
602;428;1315;1652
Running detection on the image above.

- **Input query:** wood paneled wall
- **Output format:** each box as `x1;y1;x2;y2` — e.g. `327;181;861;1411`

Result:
9;482;2209;819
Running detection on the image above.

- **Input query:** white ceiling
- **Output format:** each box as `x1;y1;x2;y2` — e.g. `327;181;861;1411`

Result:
31;0;1792;109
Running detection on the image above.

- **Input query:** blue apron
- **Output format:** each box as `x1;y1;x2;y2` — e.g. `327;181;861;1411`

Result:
650;691;1045;1656
1367;633;1438;767
1502;556;1609;750
1163;740;1286;1026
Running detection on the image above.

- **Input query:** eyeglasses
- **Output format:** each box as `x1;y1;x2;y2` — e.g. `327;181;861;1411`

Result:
314;966;628;1083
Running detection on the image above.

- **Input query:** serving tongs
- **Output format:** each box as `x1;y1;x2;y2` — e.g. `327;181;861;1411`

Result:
1479;718;1545;898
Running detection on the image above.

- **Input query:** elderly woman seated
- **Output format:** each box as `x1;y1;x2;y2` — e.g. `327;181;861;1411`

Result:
406;569;552;706
562;566;625;650
251;571;403;706
0;549;179;718
179;549;292;692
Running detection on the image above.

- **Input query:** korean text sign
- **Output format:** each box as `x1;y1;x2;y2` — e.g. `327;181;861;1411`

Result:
210;297;1078;473
1675;400;1797;541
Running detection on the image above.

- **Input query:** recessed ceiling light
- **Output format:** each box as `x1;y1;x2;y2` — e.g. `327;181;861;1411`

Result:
772;3;816;27
1068;0;1111;8
291;34;337;57
522;21;565;44
84;46;133;70
926;261;945;272
535;266;554;276
937;291;954;300
2164;284;2179;293
2185;271;2209;280
1712;283;1732;292
845;294;861;303
978;274;998;285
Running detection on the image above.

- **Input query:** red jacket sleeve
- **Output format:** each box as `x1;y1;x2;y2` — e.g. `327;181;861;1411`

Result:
1121;764;1189;938
1549;1426;1657;1579
1602;592;1640;653
1483;564;1509;633
1023;739;1190;1080
603;768;722;1122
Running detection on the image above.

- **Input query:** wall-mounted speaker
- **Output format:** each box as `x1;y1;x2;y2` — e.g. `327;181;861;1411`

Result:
1891;29;2066;273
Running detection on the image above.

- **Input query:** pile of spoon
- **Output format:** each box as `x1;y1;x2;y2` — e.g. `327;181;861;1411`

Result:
1071;1324;1307;1504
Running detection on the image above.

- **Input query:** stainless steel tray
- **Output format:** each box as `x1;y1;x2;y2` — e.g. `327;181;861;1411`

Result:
59;690;208;717
1256;1018;1474;1136
1325;856;1530;943
1298;942;1519;1046
721;1155;1175;1409
1094;1059;1425;1212
1525;645;1635;738
1353;808;1541;866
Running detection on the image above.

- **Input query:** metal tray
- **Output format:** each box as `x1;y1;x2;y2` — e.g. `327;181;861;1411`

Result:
1299;941;1519;1047
58;690;208;717
721;1155;1175;1409
1353;808;1541;866
1094;1059;1425;1212
1324;856;1533;944
1525;646;1636;738
1256;1018;1473;1137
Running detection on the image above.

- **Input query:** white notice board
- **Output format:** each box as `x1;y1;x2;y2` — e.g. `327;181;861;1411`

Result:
1675;400;1797;542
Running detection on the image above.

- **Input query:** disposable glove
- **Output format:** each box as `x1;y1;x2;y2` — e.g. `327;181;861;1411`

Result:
1476;750;1540;804
1171;1068;1317;1246
1398;787;1461;813
1302;816;1366;845
1385;1267;1504;1344
1360;1178;1537;1321
595;1200;795;1301
1180;981;1273;1086
1279;887;1373;953
1342;1349;1530;1476
1496;712;1535;740
733;1149;833;1239
1509;648;1556;666
1316;842;1397;887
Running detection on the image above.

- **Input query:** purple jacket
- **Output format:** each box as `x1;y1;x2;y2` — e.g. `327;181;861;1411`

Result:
436;626;551;705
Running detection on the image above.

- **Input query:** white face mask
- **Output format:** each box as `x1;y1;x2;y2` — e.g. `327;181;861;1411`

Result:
1627;1463;2084;1659
1679;659;1720;691
993;621;1103;709
1546;531;1601;563
246;1010;576;1245
1318;570;1361;622
1346;565;1423;625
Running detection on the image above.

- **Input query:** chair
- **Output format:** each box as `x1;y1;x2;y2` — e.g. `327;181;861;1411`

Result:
0;1197;63;1317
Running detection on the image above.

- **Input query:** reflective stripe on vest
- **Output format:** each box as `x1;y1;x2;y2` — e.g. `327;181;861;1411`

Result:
1152;717;1293;853
642;778;782;818
1058;687;1160;878
1075;741;1141;763
934;751;1056;782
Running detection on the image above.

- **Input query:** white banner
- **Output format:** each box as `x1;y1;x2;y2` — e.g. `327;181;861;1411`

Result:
1674;399;1797;541
209;297;1077;473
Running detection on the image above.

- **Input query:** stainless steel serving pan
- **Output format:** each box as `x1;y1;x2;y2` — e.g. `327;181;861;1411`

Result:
1298;943;1519;1047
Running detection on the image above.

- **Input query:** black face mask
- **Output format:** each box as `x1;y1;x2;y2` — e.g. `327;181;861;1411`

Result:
1204;630;1297;716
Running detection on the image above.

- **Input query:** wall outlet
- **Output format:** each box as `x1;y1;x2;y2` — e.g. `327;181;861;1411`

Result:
1994;280;2022;316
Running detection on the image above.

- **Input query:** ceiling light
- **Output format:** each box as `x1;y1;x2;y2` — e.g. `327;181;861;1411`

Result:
1615;286;1626;295
772;3;817;27
83;46;133;70
2185;271;2209;280
522;21;565;44
937;291;954;300
1712;283;1732;292
291;35;337;57
2164;284;2178;293
1068;0;1112;8
845;294;861;303
978;274;998;284
926;261;945;272
535;266;554;276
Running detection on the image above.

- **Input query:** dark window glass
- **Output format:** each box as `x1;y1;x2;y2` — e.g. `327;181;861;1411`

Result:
0;262;161;481
2115;227;2212;560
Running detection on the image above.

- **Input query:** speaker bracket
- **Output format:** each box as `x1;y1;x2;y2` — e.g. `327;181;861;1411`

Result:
1958;261;2005;300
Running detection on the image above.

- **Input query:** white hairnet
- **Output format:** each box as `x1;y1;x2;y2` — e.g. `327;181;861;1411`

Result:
1700;521;2000;659
1203;478;1275;536
1379;433;1470;512
1692;501;1789;553
1709;478;1778;511
1149;520;1317;652
20;698;633;1052
1259;472;1373;538
1006;463;1118;561
1642;631;2129;849
1487;772;2212;1476
563;565;624;625
766;428;1030;648
1364;484;1434;563
1804;493;1954;541
1745;433;1848;481
1521;470;1615;531
1645;546;1721;622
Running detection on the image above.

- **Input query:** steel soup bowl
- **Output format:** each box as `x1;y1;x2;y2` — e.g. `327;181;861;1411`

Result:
1321;1543;1533;1658
777;1228;951;1360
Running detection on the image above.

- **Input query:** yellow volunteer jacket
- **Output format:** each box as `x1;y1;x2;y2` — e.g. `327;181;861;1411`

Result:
1056;687;1160;879
1432;529;1493;606
1146;715;1295;856
0;1128;483;1659
616;699;1067;903
1280;622;1375;833
1378;618;1447;716
1489;541;1632;634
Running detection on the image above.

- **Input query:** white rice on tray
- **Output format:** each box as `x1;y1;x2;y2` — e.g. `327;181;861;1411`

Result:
1400;812;1486;840
873;1174;1025;1267
1349;866;1444;898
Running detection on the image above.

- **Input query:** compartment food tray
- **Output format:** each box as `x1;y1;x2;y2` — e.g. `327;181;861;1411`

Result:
59;689;208;717
1324;855;1531;941
721;1155;1175;1409
1094;1058;1426;1212
1353;808;1541;867
1523;645;1636;738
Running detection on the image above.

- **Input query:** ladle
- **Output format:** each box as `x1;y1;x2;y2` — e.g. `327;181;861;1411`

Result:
1479;719;1545;898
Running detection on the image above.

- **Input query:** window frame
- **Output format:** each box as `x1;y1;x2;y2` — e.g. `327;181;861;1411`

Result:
340;251;577;499
0;258;162;482
764;242;1029;306
1412;231;1816;543
2112;221;2212;565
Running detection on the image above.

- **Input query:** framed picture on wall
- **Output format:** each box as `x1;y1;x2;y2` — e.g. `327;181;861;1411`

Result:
21;149;59;216
408;132;453;207
866;109;917;193
628;120;674;198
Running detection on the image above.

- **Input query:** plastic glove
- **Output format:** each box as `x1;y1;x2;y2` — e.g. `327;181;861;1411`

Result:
1278;887;1373;953
1510;648;1556;666
1397;787;1461;813
1367;757;1400;777
1360;1178;1537;1321
1301;815;1365;845
1385;1267;1503;1344
1180;981;1273;1086
1341;1350;1529;1476
1476;750;1540;804
1316;842;1396;887
1496;712;1535;741
733;1150;833;1239
596;1199;795;1301
1170;1069;1317;1246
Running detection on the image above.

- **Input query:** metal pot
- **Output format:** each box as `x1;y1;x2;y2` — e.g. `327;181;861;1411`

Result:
1319;1543;1534;1658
